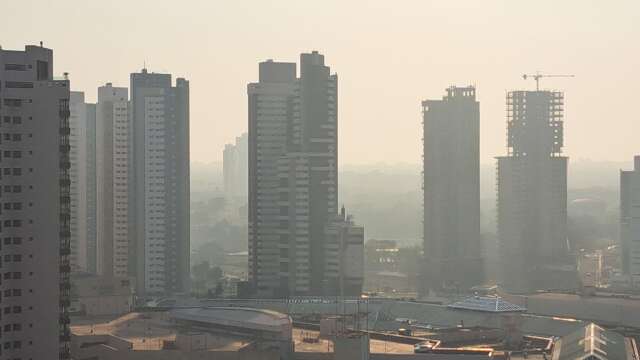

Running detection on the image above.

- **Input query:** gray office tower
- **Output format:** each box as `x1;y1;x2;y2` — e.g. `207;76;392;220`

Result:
421;86;482;294
248;52;354;298
130;69;190;296
620;156;640;280
0;45;71;359
497;90;575;293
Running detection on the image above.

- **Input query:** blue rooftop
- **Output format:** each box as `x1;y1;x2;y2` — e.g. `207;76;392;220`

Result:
447;296;527;313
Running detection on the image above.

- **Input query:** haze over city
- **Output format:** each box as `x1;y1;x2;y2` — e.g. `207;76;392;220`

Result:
2;0;639;165
3;1;640;360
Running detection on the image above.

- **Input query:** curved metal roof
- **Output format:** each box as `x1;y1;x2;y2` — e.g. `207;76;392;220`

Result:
170;307;292;334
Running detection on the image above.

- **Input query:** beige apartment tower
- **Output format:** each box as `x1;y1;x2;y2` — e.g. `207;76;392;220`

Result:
96;83;130;278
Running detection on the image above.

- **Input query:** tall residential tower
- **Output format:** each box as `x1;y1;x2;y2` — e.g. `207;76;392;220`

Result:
96;83;130;278
130;69;190;296
497;90;574;292
0;45;71;360
223;132;248;201
421;86;482;293
620;156;640;282
248;52;358;297
69;91;97;273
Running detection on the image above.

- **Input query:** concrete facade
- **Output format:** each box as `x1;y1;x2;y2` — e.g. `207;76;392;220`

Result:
497;91;573;293
130;70;190;296
96;83;130;278
0;45;71;359
620;156;640;280
421;86;482;293
248;52;340;297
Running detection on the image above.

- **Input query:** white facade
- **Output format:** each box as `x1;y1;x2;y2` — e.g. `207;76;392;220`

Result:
143;96;167;291
0;45;71;359
96;83;130;278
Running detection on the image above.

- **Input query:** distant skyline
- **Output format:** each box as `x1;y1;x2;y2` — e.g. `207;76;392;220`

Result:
2;0;638;165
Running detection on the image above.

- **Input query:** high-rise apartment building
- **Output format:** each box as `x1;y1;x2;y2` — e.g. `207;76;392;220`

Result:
0;45;71;359
69;91;97;273
223;132;248;201
421;86;482;293
497;90;573;292
620;156;640;281
130;69;190;296
248;52;345;297
96;83;130;278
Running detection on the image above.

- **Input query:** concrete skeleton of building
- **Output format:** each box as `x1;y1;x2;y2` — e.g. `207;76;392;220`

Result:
497;90;574;292
248;52;363;297
421;86;482;293
0;44;71;359
69;91;97;273
620;155;640;283
223;132;248;201
96;83;130;278
130;69;190;296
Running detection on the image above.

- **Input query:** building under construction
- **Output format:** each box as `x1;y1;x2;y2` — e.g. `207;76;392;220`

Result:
496;90;576;293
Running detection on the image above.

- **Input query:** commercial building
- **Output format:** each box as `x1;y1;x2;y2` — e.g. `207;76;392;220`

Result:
96;83;130;278
620;156;640;281
223;132;248;201
496;90;575;292
0;44;71;359
421;86;482;293
130;69;190;296
69;91;97;273
248;52;345;297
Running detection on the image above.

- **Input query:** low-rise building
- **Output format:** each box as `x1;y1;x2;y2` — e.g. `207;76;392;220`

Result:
71;273;133;316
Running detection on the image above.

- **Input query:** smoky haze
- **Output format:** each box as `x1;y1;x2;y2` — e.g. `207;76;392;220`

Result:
1;0;639;165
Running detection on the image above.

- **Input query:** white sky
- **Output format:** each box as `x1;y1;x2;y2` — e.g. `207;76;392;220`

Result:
2;0;639;165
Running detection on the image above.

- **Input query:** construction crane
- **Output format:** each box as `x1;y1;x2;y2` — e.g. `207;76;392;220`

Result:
522;72;575;91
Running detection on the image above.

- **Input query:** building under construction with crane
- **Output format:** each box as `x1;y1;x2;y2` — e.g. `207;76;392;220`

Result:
496;74;577;293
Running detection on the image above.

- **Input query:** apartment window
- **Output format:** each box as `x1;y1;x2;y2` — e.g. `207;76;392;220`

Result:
12;306;21;313
12;169;20;176
12;134;21;142
3;99;22;107
4;64;26;71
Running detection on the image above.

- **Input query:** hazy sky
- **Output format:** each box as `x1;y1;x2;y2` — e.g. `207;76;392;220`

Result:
2;0;638;165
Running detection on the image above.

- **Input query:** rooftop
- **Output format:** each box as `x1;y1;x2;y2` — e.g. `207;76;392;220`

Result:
448;296;527;313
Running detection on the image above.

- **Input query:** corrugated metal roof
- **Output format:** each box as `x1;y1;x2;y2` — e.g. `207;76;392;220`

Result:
553;323;629;360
